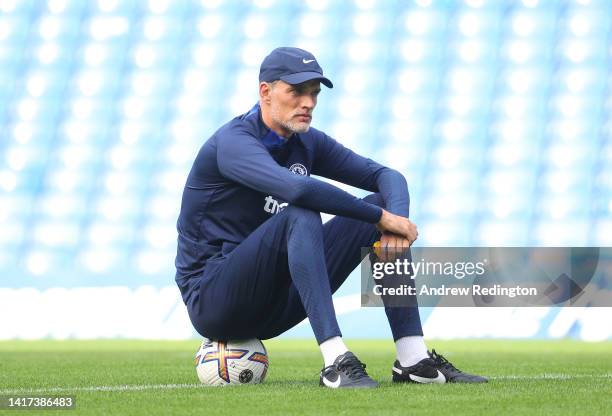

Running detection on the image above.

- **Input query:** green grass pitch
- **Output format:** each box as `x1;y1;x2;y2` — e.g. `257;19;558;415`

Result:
0;339;610;415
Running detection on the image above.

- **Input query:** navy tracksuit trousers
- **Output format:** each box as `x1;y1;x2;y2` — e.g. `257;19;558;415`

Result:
187;193;423;344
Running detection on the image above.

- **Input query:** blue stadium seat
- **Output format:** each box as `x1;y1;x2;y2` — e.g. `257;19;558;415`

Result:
0;0;609;282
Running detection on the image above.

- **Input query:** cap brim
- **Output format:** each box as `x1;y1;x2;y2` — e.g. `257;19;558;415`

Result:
280;72;333;88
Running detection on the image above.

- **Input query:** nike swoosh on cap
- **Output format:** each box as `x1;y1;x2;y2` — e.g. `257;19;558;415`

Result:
302;58;315;64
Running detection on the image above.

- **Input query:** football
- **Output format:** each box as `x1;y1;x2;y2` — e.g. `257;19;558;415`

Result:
194;339;269;386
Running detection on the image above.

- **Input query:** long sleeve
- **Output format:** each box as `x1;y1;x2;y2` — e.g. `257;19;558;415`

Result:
312;133;410;218
216;132;383;223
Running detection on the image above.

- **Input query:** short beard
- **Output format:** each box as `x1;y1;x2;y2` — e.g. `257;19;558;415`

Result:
270;104;310;135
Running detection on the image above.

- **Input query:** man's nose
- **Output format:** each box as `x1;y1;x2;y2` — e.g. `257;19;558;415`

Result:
301;95;315;110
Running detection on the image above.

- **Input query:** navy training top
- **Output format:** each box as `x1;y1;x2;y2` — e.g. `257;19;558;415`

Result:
175;103;410;302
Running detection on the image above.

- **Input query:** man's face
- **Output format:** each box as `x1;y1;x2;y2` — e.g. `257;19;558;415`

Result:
264;79;321;137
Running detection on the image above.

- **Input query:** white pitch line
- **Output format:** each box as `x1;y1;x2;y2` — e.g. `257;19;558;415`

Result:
0;383;203;395
0;374;609;394
490;374;611;381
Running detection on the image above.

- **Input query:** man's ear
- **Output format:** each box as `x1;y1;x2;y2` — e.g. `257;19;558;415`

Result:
259;82;272;104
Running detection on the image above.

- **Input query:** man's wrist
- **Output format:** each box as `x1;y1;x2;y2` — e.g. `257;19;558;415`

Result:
377;208;387;227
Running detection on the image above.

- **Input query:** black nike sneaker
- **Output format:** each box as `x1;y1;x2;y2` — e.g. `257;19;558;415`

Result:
392;350;488;384
319;352;379;388
392;356;446;384
428;349;488;383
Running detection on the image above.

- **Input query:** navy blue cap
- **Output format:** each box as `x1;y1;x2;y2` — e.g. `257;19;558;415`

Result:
259;47;333;88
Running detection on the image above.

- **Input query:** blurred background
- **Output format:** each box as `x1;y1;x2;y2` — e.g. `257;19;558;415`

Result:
0;0;610;341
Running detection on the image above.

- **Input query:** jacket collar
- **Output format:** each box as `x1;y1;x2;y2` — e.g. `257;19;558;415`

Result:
246;103;306;149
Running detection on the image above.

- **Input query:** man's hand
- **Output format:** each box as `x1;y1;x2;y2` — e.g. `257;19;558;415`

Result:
373;233;412;262
379;232;411;249
373;210;418;262
376;209;418;245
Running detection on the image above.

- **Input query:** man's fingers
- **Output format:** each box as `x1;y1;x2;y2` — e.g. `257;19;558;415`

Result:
376;229;416;261
382;236;391;249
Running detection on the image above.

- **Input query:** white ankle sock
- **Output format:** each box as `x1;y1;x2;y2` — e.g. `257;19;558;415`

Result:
320;336;348;367
395;336;429;367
